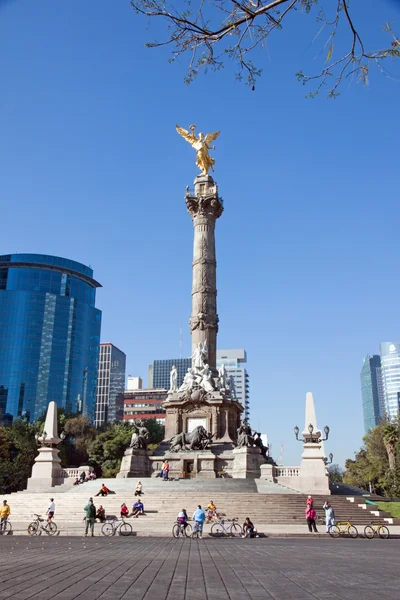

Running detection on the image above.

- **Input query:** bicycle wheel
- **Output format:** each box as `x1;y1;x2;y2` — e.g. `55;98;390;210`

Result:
0;521;12;535
347;525;358;538
229;523;242;537
328;525;340;538
184;524;192;538
46;522;57;536
28;522;41;536
211;523;225;537
101;523;115;537
172;524;181;538
379;526;390;539
119;523;132;536
364;525;375;539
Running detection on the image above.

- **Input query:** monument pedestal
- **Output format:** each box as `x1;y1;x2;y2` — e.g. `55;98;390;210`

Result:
27;446;64;491
150;451;216;479
117;448;152;478
232;447;264;479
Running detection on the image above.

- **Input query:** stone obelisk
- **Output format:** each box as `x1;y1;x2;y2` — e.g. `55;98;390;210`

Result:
186;175;223;374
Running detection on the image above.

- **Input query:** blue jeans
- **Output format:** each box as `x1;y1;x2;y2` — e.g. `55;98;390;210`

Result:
194;521;203;533
326;516;335;532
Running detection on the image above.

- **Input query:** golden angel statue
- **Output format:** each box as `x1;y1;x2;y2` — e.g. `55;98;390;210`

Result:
176;124;220;175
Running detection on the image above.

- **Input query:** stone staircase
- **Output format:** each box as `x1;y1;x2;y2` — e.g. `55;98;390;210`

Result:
4;478;399;529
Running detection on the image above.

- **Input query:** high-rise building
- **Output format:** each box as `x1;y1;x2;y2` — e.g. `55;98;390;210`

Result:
216;349;250;419
360;355;383;432
380;342;400;420
150;358;191;390
0;253;102;422
123;388;167;423
127;376;142;391
95;343;126;426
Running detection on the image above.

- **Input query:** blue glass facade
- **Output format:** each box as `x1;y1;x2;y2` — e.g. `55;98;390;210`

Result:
360;355;383;433
0;254;102;422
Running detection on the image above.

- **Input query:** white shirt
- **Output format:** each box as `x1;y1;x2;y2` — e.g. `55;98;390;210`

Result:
48;502;55;513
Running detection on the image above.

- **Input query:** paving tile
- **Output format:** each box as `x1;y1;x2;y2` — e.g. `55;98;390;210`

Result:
1;537;400;600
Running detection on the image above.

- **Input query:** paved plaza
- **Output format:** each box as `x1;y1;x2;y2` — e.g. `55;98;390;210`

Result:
0;537;399;600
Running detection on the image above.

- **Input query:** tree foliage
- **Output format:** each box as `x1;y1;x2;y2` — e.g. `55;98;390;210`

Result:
344;419;400;496
0;412;165;492
328;463;344;483
130;0;400;96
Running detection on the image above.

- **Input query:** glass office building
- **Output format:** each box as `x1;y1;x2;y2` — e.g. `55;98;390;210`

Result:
95;343;126;426
360;355;383;433
150;358;191;390
217;349;250;419
380;342;400;420
0;254;102;422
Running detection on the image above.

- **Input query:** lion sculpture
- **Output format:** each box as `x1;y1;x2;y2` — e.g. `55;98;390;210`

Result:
169;425;213;452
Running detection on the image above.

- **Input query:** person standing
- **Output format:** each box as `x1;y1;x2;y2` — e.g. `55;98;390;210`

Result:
192;505;206;539
306;505;318;533
0;500;10;532
84;498;96;537
322;501;335;533
163;461;170;481
46;498;55;523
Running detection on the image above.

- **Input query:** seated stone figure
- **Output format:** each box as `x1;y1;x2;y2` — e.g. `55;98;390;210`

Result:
129;423;150;450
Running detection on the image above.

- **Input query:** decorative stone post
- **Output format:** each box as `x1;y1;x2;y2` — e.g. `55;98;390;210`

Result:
27;401;64;491
298;392;330;495
186;174;223;374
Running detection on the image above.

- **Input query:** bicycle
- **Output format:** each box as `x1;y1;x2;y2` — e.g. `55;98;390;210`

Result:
328;521;358;538
191;521;204;538
364;521;390;539
101;517;132;537
211;517;242;537
28;514;57;536
172;521;192;538
0;519;12;535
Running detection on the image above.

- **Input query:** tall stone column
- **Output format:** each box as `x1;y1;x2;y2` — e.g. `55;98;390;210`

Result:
186;174;223;374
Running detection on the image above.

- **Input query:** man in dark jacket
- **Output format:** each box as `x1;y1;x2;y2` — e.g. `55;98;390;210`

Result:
84;498;96;536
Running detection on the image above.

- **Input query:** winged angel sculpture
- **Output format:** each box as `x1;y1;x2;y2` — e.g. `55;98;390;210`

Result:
176;124;220;175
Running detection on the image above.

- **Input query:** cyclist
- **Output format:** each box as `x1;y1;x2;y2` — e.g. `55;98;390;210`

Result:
46;498;55;523
192;505;206;539
322;501;335;533
177;509;189;530
0;500;10;532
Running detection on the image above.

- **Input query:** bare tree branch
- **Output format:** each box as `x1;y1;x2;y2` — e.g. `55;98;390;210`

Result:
130;0;400;96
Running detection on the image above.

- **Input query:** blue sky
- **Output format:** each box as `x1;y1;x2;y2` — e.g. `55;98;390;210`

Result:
1;0;400;466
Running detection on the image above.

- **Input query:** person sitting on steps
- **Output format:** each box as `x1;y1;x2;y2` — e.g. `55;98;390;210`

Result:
134;481;143;496
95;483;114;497
96;505;106;522
130;499;145;518
120;503;129;518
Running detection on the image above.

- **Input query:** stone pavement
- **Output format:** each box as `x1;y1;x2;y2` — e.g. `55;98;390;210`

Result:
0;537;399;599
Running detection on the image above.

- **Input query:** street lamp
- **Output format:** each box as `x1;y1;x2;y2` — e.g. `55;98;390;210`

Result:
293;424;331;443
324;453;334;465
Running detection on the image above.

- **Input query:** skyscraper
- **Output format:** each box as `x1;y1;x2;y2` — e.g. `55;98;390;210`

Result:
380;342;400;420
95;343;126;426
360;355;383;432
150;358;191;390
216;349;250;419
0;253;102;422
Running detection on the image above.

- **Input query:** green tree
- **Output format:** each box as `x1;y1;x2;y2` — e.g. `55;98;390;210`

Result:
0;419;41;494
382;421;399;471
328;463;344;483
131;0;400;95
